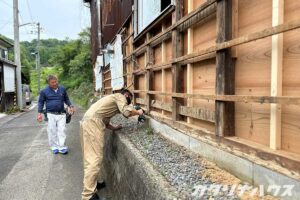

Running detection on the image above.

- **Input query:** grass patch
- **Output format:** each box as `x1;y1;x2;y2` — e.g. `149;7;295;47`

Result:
68;82;94;109
6;106;20;114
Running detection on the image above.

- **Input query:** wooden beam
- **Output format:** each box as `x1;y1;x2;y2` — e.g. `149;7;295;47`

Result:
179;52;216;66
133;90;300;105
151;100;173;112
132;54;137;104
145;69;153;113
174;19;300;64
187;0;194;124
232;0;238;58
162;23;167;116
150;31;173;48
131;18;300;69
136;97;145;105
177;1;217;32
215;0;234;137
172;0;184;121
133;70;147;75
270;0;284;150
151;101;218;123
122;32;134;45
145;33;153;114
179;106;215;123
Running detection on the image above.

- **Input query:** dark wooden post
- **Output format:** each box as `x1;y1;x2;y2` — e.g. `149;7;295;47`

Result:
215;0;235;137
172;0;184;121
132;54;137;104
145;33;154;113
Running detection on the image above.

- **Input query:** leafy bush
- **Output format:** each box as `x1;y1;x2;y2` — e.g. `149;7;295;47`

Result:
6;106;20;115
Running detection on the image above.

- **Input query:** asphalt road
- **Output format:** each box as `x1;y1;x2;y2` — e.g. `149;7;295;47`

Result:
0;104;85;200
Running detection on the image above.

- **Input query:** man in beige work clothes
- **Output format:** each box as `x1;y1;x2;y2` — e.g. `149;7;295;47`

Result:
80;89;143;200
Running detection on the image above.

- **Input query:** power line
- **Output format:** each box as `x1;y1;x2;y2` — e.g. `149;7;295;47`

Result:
19;11;35;41
25;0;34;22
0;0;12;8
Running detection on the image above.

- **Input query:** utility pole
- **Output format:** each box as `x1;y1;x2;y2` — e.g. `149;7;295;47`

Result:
13;0;23;108
37;22;41;93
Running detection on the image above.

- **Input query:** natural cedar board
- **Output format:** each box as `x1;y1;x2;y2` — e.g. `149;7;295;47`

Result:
193;17;216;52
153;70;163;102
184;0;189;16
235;0;271;146
165;39;173;61
164;68;173;118
193;0;207;11
281;0;300;154
136;54;145;69
154;45;162;65
161;23;167;116
191;58;215;133
136;74;146;99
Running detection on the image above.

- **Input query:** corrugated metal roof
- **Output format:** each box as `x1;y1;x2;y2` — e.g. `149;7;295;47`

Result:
101;0;133;45
0;37;14;49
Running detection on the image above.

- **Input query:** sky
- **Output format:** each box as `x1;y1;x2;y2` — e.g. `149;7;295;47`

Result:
0;0;91;41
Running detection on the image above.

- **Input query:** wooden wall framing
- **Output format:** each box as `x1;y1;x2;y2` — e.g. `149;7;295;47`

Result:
104;0;300;172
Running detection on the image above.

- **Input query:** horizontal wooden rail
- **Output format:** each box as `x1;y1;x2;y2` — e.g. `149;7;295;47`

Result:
133;90;300;105
136;98;215;122
122;32;134;44
179;106;215;123
174;19;300;64
151;100;172;112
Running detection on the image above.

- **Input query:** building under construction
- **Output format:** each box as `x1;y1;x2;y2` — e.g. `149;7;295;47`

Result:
84;0;300;199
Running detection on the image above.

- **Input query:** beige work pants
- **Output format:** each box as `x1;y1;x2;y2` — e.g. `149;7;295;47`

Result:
80;117;106;200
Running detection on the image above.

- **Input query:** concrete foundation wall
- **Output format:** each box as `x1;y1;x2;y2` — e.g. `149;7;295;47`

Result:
103;131;180;200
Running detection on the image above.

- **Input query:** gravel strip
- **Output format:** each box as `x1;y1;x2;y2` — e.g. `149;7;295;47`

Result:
111;115;275;200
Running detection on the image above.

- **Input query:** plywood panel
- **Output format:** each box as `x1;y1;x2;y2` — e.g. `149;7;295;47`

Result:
192;59;216;99
281;0;300;154
190;59;215;132
235;0;272;146
164;69;173;118
154;45;162;65
236;103;270;146
136;75;146;100
153;70;162;102
164;69;173;107
136;75;145;89
193;0;206;11
183;31;188;56
136;54;145;69
193;17;216;52
238;0;272;36
165;39;173;61
184;0;188;16
282;105;300;154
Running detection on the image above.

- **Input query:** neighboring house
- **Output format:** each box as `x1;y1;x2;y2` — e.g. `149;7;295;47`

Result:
0;37;17;112
84;0;133;94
